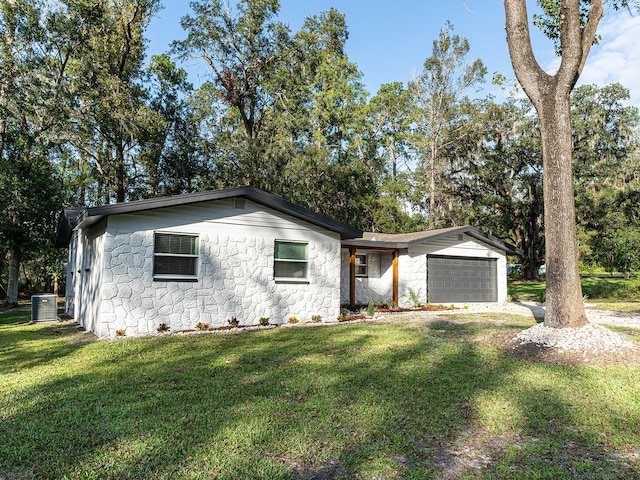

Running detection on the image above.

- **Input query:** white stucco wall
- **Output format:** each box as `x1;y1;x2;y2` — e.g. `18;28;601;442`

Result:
72;198;342;337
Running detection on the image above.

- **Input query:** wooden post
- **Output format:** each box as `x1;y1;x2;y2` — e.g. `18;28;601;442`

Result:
392;249;399;307
349;248;356;308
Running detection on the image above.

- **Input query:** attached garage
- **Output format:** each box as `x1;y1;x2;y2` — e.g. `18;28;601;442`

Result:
341;226;522;307
427;256;498;303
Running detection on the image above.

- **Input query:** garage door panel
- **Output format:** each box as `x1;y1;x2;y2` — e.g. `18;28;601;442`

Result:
427;256;497;303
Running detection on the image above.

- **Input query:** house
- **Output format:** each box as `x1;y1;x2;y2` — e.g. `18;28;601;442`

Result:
55;187;361;337
341;228;522;308
56;187;522;337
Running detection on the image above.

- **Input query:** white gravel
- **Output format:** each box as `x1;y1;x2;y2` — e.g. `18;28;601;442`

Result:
512;322;636;354
450;302;639;355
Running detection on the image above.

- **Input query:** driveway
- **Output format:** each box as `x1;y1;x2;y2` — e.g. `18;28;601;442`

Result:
456;302;640;329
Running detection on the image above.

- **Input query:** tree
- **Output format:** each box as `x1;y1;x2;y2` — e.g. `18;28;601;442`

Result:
69;0;161;204
456;97;545;279
134;54;201;198
571;83;639;192
173;0;286;187
0;0;78;306
175;2;383;230
409;21;486;228
504;0;607;328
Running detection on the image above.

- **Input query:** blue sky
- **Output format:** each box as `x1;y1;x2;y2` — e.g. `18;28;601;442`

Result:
147;1;640;106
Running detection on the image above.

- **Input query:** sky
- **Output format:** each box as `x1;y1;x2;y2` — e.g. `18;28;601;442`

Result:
146;1;640;107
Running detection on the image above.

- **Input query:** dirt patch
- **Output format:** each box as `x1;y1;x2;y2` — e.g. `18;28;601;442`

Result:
289;460;343;480
506;334;640;366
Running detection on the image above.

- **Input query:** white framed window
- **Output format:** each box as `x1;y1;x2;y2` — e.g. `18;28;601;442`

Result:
153;232;199;280
274;240;308;280
355;254;368;277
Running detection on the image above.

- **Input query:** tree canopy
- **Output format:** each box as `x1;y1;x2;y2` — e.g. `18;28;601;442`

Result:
1;0;639;304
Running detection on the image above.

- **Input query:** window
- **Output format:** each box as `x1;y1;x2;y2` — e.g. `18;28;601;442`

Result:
274;241;308;280
153;232;199;280
355;254;368;277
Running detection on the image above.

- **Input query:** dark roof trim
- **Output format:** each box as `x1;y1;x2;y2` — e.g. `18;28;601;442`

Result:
54;207;84;248
55;187;363;246
342;226;523;256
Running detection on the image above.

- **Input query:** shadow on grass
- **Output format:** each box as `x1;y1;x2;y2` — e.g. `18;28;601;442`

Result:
1;319;638;479
0;314;94;374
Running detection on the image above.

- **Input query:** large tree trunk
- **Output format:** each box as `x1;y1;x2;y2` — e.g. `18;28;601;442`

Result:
115;142;126;203
5;244;21;308
504;0;602;328
538;98;588;327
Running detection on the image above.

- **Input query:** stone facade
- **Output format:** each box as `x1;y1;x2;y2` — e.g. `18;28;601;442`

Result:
67;198;343;337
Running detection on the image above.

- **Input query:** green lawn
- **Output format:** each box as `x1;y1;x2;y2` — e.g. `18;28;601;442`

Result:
509;274;640;308
1;310;639;479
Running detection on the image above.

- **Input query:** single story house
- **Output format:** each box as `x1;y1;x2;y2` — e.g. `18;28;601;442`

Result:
55;187;521;337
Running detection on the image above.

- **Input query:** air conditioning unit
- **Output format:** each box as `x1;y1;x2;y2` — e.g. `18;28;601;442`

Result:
31;294;58;322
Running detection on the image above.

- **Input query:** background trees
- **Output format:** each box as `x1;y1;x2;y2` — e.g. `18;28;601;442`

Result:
1;0;639;303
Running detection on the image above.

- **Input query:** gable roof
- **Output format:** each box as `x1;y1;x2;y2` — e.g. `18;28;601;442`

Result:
341;225;523;256
55;187;363;247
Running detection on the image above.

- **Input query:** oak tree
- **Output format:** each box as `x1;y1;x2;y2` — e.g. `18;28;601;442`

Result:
502;0;633;327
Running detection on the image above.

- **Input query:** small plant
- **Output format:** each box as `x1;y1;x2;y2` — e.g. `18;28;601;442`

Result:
259;317;270;326
115;329;126;337
311;314;322;323
537;291;547;303
157;323;170;333
287;316;299;324
437;304;444;310
196;322;211;331
464;305;469;310
337;313;347;322
228;316;240;327
367;298;375;317
386;299;394;309
450;304;455;310
403;287;425;308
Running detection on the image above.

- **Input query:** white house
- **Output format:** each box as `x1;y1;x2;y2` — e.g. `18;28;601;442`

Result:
56;188;522;337
340;227;522;307
55;187;362;337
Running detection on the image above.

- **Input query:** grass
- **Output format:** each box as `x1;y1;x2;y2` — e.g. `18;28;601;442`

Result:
1;310;639;479
509;273;640;305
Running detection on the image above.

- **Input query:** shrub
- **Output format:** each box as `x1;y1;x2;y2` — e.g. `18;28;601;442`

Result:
403;288;425;308
287;316;299;324
259;317;270;326
157;323;170;333
367;299;375;317
228;316;240;327
311;314;322;323
196;322;211;331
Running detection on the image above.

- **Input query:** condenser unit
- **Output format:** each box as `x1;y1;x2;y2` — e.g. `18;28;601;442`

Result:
31;294;58;322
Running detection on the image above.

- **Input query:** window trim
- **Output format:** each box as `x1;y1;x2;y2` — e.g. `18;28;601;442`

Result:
355;254;368;277
274;240;309;282
153;231;200;281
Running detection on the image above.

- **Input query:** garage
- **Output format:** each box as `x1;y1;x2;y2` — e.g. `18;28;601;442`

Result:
427;255;498;303
341;226;521;307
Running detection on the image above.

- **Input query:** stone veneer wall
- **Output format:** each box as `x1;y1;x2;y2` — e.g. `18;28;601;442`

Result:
97;231;341;337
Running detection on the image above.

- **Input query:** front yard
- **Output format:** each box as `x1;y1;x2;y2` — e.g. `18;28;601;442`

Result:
1;307;639;479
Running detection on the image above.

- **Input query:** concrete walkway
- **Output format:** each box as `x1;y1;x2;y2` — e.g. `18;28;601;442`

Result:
455;302;640;329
